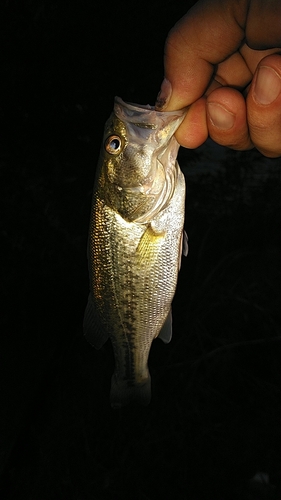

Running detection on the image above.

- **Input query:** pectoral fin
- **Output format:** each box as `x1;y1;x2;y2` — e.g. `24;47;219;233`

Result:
136;224;165;266
157;309;173;344
83;294;109;349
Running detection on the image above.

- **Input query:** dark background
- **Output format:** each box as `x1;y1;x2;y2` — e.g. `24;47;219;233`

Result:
1;1;281;499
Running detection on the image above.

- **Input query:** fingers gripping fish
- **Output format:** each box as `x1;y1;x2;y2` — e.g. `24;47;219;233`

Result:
83;97;188;408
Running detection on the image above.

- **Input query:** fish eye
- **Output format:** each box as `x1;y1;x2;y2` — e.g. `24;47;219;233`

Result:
104;135;122;155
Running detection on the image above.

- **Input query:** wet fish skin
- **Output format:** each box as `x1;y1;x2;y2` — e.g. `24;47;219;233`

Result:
83;97;187;408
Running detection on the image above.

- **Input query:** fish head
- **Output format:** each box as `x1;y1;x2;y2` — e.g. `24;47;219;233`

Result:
99;97;186;222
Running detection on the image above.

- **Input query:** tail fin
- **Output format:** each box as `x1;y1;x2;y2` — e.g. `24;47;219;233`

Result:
110;373;151;409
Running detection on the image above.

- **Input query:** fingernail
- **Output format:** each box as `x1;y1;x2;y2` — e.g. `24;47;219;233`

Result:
207;103;235;130
155;78;172;110
254;66;281;104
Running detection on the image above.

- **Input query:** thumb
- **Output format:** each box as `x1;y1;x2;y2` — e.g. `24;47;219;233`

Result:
156;0;246;111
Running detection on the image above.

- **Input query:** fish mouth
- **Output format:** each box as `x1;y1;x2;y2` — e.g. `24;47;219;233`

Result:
114;96;186;118
114;97;186;144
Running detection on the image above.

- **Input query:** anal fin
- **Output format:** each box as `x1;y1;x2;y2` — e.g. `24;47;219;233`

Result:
179;230;188;269
182;229;188;257
157;309;173;344
83;294;109;349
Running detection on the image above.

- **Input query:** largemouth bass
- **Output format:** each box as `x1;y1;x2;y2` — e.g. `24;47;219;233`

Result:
84;97;188;408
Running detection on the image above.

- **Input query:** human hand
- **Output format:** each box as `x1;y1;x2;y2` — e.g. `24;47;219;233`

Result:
155;0;281;157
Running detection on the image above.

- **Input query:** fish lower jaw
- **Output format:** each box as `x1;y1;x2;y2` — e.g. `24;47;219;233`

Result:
110;373;151;409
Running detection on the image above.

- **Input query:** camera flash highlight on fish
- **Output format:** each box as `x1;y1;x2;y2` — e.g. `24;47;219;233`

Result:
83;97;188;408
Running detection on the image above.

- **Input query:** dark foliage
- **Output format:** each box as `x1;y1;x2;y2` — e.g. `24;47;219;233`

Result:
1;1;281;499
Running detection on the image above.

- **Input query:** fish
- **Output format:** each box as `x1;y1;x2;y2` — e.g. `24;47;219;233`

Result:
83;96;188;408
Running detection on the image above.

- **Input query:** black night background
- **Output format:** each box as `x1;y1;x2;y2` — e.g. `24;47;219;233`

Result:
1;1;281;499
